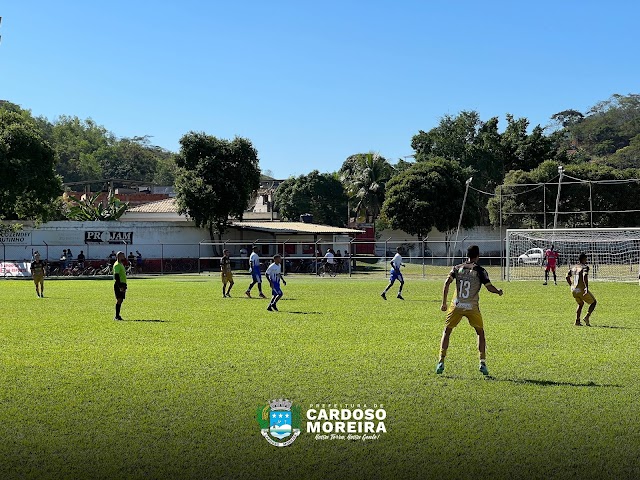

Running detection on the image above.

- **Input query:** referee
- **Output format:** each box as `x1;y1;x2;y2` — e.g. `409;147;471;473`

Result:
113;251;127;320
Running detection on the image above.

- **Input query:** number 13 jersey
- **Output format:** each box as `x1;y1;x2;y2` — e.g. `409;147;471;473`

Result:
449;262;491;310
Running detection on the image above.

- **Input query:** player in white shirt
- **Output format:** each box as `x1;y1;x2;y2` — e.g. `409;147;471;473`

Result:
266;254;287;311
322;248;335;274
245;246;266;298
381;247;405;300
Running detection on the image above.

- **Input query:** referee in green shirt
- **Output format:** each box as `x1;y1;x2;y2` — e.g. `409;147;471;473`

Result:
113;251;128;320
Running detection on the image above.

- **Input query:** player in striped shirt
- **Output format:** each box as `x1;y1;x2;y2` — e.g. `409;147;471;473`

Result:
245;247;266;299
381;247;405;300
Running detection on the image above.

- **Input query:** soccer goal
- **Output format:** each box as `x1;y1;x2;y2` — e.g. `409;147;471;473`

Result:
506;228;640;282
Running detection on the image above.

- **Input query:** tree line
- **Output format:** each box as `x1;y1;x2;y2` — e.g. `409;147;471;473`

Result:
1;93;639;237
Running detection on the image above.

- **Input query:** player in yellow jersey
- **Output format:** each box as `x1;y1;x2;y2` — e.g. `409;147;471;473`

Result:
30;252;46;297
113;251;128;321
220;249;234;297
566;252;596;326
436;245;503;376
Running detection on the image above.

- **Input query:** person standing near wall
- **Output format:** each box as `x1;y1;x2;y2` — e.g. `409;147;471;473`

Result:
31;252;46;298
221;249;234;298
113;252;128;321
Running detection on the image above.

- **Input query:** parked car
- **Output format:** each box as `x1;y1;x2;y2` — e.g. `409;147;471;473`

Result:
517;248;545;265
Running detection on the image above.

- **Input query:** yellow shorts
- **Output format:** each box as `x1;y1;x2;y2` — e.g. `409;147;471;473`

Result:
32;275;44;283
572;289;596;305
445;304;484;330
221;271;233;283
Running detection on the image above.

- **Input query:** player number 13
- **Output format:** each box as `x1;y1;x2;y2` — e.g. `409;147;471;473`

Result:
459;280;471;299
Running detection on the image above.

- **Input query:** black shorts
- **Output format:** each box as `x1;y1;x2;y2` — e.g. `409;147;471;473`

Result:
114;283;127;299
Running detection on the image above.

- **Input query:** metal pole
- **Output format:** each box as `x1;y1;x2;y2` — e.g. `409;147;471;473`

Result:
348;238;354;277
422;236;428;278
499;185;504;280
453;177;473;265
315;238;322;276
161;243;164;275
589;182;593;227
553;166;564;229
543;184;547;228
384;238;389;277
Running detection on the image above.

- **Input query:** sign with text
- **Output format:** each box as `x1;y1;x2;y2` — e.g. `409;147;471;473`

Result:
84;231;134;244
0;231;31;244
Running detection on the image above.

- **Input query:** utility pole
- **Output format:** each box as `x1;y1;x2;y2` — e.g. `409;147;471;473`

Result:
553;166;564;229
452;177;473;264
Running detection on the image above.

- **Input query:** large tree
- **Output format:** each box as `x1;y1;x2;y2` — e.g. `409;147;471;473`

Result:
174;133;260;238
381;157;477;238
0;109;62;221
411;111;556;193
339;152;393;223
274;170;348;227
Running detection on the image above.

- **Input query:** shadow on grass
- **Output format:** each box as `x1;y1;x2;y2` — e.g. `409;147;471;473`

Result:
440;374;621;388
286;311;322;315
593;325;640;330
121;319;170;323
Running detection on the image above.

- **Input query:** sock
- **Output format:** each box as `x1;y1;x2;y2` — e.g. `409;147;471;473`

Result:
116;304;121;317
439;350;447;362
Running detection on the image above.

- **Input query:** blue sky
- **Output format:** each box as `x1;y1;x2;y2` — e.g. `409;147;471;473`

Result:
1;1;638;178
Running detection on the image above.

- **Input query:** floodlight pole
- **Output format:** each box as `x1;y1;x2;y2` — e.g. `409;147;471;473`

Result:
453;177;473;265
553;166;564;229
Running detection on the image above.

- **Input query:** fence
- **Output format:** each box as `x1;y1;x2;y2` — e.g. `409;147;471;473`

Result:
197;238;505;281
0;243;200;277
1;238;508;279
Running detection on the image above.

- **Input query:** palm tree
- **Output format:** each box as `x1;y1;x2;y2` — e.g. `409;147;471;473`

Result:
341;152;393;223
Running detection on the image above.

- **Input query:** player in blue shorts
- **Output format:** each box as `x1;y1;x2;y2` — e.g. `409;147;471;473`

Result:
266;254;287;311
381;247;405;300
245;246;266;298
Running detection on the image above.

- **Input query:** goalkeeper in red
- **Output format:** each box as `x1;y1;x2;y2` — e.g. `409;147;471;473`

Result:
436;245;503;376
543;245;560;285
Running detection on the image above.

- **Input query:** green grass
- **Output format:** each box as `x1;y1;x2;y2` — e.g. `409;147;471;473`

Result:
1;276;640;479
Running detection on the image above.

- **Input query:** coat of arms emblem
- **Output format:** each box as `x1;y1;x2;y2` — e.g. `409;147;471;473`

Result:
256;398;301;447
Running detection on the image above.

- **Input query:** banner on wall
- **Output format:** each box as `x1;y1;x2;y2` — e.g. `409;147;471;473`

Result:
0;261;30;277
84;231;134;244
0;231;32;244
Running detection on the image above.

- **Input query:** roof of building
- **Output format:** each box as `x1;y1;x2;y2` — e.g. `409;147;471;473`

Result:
231;221;363;235
127;198;178;213
126;198;362;234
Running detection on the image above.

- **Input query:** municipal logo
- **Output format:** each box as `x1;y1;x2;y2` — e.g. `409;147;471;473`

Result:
256;398;301;447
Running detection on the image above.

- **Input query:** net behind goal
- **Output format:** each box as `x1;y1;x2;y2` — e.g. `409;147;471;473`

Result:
506;228;640;282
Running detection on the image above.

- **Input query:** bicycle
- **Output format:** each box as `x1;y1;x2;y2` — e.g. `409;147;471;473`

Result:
318;262;337;277
97;264;113;276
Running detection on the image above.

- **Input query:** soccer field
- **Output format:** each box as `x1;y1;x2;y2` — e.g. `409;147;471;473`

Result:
1;276;639;480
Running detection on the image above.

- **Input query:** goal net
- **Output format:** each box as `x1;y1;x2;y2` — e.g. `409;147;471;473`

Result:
506;228;640;282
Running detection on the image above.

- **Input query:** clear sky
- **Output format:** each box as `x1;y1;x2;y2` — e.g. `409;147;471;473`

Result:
1;1;638;178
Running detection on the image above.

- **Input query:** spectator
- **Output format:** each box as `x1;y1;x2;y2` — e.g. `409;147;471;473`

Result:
136;251;143;273
128;251;135;265
77;250;86;269
60;249;68;269
108;251;117;265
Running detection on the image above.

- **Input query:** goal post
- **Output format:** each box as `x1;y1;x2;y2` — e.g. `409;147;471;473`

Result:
506;228;640;282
